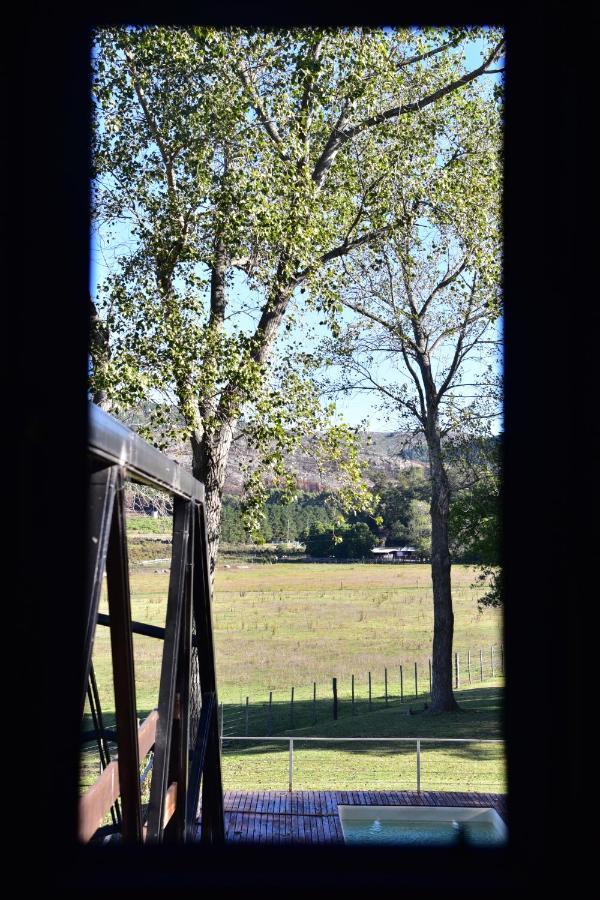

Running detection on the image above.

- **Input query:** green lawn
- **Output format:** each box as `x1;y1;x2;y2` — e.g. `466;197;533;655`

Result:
83;541;504;796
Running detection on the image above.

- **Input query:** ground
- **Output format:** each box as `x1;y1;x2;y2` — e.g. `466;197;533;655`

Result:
82;533;504;797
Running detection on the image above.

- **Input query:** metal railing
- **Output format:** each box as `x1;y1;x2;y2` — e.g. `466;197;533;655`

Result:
221;735;505;794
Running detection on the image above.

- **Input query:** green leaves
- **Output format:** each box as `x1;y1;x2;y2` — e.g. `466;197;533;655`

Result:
91;25;503;554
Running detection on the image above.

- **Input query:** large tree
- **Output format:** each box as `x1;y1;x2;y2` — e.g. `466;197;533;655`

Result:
320;72;503;710
91;25;505;575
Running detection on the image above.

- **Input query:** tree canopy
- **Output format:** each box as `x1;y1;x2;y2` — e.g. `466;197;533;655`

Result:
91;25;504;573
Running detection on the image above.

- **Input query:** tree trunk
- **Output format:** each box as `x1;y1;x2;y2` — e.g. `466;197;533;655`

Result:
190;423;234;581
426;419;460;713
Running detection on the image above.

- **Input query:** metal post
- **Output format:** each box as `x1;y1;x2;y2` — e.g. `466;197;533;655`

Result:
416;739;421;794
468;649;472;684
288;739;294;792
313;682;317;725
414;662;418;698
268;691;273;736
428;659;432;697
290;687;294;728
491;645;495;677
368;671;372;710
351;674;355;715
384;668;388;706
480;648;484;681
455;652;460;690
245;696;249;736
333;677;338;720
400;665;403;702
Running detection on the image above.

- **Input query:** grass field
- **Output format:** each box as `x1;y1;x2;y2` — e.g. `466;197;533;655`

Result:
82;524;505;796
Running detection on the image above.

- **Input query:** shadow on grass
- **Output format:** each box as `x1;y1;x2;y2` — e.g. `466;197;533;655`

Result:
220;684;503;742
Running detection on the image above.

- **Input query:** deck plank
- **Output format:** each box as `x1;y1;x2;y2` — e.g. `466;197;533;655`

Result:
203;789;507;844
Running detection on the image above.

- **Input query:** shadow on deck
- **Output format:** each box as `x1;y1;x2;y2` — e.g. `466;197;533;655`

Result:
197;790;507;844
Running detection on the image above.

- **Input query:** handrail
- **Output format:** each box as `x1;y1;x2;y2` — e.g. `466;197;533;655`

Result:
222;736;504;744
79;710;159;842
89;403;204;502
221;735;504;794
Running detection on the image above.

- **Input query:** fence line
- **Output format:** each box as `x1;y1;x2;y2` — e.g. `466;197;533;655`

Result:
221;644;504;736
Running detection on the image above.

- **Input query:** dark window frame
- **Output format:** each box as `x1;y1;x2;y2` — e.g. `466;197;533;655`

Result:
10;2;589;891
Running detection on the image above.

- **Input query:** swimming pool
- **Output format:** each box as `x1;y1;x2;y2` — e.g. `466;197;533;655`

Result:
338;805;507;847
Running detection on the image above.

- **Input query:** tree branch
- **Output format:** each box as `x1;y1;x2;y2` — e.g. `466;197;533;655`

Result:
295;219;402;282
234;59;291;162
418;257;468;319
396;33;466;69
311;36;504;191
344;38;505;141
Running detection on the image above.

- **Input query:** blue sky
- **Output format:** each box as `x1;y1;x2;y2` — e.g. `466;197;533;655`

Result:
90;28;503;435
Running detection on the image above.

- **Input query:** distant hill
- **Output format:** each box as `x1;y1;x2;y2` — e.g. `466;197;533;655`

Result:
159;430;426;495
117;403;427;494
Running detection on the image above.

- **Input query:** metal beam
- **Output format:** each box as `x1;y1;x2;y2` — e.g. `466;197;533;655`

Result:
83;465;118;716
193;503;225;843
105;469;143;842
145;497;190;842
89;403;204;503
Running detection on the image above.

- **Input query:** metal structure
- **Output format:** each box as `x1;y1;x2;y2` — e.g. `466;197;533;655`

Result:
80;403;224;844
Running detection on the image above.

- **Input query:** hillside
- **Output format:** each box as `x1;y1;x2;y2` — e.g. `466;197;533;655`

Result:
118;405;427;494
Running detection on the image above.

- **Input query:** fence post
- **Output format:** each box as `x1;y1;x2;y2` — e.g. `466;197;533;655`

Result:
351;674;355;715
455;652;460;690
491;645;495;677
468;650;472;685
313;682;317;725
245;696;249;736
368;671;372;710
333;677;338;720
268;691;273;736
500;644;504;674
400;665;403;702
384;668;388;706
416;739;421;794
428;659;432;697
480;648;484;682
290;687;294;728
288;739;294;792
414;662;418;698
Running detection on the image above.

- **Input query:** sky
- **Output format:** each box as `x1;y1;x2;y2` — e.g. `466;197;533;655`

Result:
90;28;503;435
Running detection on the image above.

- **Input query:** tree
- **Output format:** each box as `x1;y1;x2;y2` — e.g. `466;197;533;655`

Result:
449;437;501;607
320;59;503;710
303;521;337;558
407;499;432;556
91;26;505;576
372;468;431;543
303;520;377;558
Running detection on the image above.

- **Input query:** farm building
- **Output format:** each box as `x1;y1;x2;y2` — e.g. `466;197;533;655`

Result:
370;546;421;561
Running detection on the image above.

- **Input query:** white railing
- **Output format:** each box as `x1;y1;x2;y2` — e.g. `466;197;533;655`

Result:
220;735;504;794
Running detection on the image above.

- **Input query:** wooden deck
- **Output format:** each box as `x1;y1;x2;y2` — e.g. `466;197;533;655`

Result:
198;791;507;844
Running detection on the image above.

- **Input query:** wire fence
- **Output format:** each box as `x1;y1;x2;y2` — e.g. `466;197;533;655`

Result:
219;644;504;737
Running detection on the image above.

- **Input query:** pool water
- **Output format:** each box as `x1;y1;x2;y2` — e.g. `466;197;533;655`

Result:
343;818;503;847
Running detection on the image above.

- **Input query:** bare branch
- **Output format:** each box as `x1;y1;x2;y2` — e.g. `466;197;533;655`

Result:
418;258;468;319
295;219;403;282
